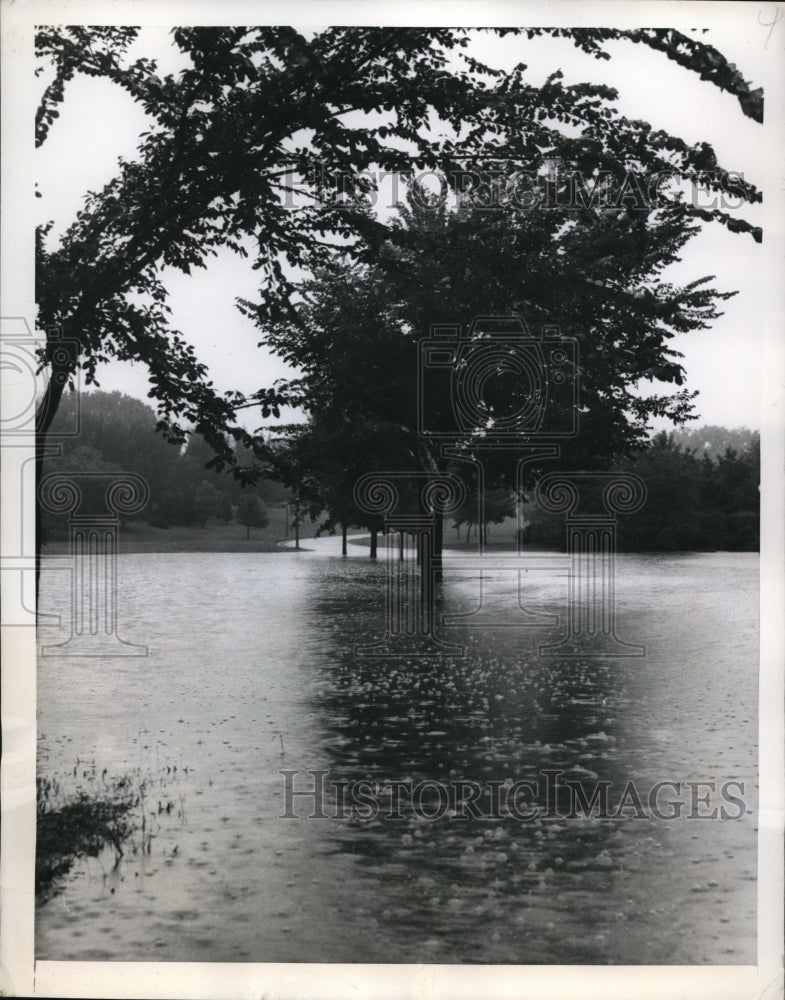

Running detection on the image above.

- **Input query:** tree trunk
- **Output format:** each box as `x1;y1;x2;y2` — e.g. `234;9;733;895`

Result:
370;529;378;559
35;437;44;600
246;523;250;540
341;522;347;556
295;518;300;550
34;361;71;600
433;510;443;580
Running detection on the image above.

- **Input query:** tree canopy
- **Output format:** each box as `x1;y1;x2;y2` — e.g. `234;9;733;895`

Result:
36;25;762;485
257;181;739;534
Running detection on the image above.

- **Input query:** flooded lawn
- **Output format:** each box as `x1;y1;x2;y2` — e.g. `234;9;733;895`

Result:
36;548;758;964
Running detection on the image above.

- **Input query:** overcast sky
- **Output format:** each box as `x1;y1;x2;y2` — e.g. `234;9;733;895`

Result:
36;18;769;434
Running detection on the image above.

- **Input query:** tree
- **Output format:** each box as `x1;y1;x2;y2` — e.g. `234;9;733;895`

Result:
33;27;763;576
33;27;524;461
189;480;224;527
35;25;761;467
699;437;760;550
268;414;389;555
227;439;291;507
519;28;762;123
613;431;759;551
43;390;183;510
522;429;760;552
259;176;741;559
218;492;234;524
236;493;269;539
453;486;517;546
41;391;259;528
39;445;126;544
614;432;706;550
160;433;234;526
671;424;759;459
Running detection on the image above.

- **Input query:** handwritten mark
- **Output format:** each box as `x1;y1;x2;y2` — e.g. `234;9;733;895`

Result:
758;7;783;49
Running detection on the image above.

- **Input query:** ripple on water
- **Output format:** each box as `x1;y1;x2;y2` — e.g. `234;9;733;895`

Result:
36;550;758;964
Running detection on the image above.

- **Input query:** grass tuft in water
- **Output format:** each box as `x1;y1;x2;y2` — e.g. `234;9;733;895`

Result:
36;760;184;902
36;776;136;902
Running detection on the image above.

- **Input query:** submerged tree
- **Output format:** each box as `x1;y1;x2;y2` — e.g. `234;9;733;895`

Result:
33;24;764;577
258;175;740;548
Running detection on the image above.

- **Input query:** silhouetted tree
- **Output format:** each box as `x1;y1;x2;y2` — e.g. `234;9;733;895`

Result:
34;26;762;573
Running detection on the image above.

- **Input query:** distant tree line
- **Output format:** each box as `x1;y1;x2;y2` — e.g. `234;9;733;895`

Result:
41;391;759;553
39;391;283;538
523;429;759;551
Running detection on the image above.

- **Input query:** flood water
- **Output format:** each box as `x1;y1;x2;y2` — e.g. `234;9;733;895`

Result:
36;545;758;964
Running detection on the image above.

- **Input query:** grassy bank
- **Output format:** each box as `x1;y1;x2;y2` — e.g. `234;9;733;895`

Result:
42;508;528;556
42;505;321;555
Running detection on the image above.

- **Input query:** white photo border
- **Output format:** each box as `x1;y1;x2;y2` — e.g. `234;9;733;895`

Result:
2;2;783;998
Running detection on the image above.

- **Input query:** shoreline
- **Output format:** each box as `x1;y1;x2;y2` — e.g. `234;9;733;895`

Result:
39;517;757;557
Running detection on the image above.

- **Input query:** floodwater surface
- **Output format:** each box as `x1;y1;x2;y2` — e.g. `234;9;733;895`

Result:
36;546;758;964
